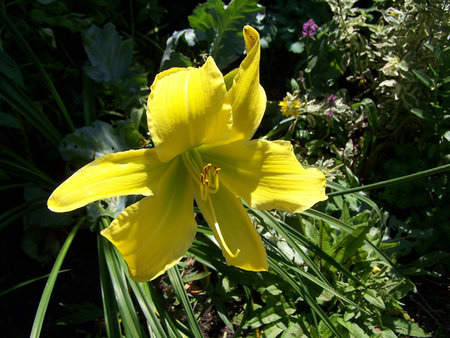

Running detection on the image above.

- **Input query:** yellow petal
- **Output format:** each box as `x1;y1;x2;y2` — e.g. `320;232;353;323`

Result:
200;139;327;213
195;185;268;271
226;25;267;141
147;57;232;162
101;157;196;282
48;149;167;213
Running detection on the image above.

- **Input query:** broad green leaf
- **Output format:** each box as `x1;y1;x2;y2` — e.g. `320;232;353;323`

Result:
160;29;194;70
382;315;430;337
86;197;130;224
336;317;369;338
188;0;264;68
289;41;305;54
363;289;385;309
243;303;295;329
333;223;371;264
305;56;318;73
59;120;142;167
83;23;134;83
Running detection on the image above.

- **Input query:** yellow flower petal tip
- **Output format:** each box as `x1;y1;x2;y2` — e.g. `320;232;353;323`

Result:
243;25;259;53
48;26;328;281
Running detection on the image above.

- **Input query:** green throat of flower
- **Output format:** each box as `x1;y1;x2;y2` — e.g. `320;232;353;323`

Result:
181;149;240;259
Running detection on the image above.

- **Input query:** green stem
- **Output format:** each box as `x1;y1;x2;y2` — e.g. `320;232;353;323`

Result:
328;163;450;196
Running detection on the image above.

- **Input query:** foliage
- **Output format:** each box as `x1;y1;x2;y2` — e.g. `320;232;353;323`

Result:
0;0;448;337
160;0;264;70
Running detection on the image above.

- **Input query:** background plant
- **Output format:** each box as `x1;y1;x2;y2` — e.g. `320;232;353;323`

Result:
1;0;448;337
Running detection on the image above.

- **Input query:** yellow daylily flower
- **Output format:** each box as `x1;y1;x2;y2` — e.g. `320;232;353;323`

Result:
48;26;327;282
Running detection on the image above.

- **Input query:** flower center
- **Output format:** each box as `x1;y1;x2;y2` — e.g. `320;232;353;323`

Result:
181;149;239;259
200;163;221;200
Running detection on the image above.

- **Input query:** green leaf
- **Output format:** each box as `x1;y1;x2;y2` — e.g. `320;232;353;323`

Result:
86;197;130;224
412;69;433;89
83;23;134;83
97;234;122;338
268;256;344;338
159;29;194;71
30;218;83;338
443;130;450;142
243;303;296;329
0;49;24;87
0;111;24;130
99;218;145;338
0;10;74;132
289;41;305;54
0;270;70;297
362;98;378;130
0;79;62;147
23;185;73;228
382;315;430;337
410;108;433;121
188;0;264;69
167;266;203;338
305;56;318;73
59;120;142;167
223;68;239;90
363;289;385;309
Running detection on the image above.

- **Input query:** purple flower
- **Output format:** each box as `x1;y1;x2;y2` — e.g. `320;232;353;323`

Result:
326;109;335;118
327;94;337;106
302;19;318;38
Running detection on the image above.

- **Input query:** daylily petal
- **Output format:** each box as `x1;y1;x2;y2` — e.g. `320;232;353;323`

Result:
48;149;166;213
194;185;268;272
147;57;232;162
226;25;267;141
101;157;197;282
200;139;327;213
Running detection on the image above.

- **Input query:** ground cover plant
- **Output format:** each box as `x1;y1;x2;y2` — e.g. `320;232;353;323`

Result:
0;0;448;337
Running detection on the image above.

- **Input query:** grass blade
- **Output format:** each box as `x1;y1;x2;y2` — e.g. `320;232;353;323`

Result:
0;198;45;232
167;266;203;338
0;270;70;297
30;217;84;338
100;217;144;338
97;234;122;338
0;10;75;132
251;208;331;286
268;256;344;338
327;164;450;196
303;209;415;288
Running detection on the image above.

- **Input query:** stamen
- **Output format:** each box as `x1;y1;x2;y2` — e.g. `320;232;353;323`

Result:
207;196;240;258
181;150;236;257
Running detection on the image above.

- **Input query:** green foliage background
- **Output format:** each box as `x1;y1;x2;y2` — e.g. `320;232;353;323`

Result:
0;0;448;337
